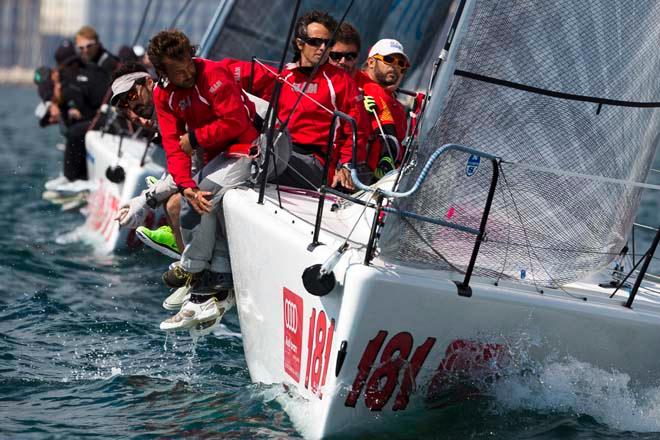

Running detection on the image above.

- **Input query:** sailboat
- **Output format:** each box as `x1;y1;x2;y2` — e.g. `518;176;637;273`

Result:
206;0;660;437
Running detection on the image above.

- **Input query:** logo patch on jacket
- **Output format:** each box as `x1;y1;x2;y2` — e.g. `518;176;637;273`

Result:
292;82;318;94
209;80;223;94
179;96;192;111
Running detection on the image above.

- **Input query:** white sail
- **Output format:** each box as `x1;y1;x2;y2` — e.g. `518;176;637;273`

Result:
381;1;660;286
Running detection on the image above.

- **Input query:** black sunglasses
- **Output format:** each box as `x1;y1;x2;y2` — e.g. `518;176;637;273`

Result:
329;51;358;62
299;36;332;48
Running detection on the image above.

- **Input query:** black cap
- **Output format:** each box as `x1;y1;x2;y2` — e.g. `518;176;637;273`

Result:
55;40;79;66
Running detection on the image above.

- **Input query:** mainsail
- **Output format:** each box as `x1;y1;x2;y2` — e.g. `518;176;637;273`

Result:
381;0;660;287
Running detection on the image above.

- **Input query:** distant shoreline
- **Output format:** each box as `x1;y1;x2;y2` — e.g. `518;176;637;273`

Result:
0;67;34;85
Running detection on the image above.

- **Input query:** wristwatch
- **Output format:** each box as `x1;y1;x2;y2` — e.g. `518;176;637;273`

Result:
145;191;158;209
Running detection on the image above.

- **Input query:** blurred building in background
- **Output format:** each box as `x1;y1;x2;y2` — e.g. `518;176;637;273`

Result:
0;0;219;83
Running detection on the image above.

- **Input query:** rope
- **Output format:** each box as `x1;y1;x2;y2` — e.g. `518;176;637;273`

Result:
253;59;335;116
132;0;154;47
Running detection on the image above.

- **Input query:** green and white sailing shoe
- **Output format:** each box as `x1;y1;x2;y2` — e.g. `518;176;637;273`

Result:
136;225;181;259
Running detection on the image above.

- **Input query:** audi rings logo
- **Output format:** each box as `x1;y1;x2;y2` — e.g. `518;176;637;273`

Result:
284;299;298;332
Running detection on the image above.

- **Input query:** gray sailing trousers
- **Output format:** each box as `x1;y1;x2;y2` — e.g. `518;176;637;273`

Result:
179;154;252;273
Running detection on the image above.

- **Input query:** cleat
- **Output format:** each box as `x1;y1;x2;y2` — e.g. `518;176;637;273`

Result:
163;285;192;311
160;297;224;331
136;225;181;259
162;265;200;289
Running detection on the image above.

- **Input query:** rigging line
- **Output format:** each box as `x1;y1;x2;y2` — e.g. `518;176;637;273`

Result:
454;69;660;108
143;0;163;44
502;162;660;191
500;165;588;301
498;165;543;294
609;249;648;298
651;168;660;174
267;143;320;191
168;0;193;28
639;285;660;295
632;270;660;282
339;192;376;248
132;0;154;47
399;215;466;274
482;240;660;260
258;0;302;206
253;59;335;115
495;163;514;285
634;223;659;232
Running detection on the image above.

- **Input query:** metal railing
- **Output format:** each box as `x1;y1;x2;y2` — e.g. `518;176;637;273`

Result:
300;110;501;296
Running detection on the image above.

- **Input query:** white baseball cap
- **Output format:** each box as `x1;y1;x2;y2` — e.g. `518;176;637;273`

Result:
368;39;409;63
110;71;151;105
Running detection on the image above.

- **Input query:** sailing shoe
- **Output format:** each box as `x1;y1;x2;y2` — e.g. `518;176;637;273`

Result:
191;270;234;295
188;290;236;336
162;285;192;311
159;297;222;331
44;175;70;191
162;265;201;289
145;175;159;187
60;193;87;211
136;225;181;259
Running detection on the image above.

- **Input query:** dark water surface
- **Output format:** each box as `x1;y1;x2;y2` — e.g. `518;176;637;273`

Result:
1;85;659;439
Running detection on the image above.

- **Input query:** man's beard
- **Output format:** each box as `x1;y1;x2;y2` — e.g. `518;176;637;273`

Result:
374;67;399;87
134;102;154;118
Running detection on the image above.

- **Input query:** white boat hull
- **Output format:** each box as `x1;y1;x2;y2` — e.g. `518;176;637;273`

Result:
223;187;660;439
82;131;167;253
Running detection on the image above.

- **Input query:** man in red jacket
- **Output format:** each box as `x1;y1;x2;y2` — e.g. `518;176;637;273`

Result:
355;39;410;181
116;30;257;330
235;11;366;190
328;22;361;77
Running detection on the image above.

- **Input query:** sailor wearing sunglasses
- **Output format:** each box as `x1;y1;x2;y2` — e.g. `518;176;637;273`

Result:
74;25;119;75
356;39;410;181
328;22;361;76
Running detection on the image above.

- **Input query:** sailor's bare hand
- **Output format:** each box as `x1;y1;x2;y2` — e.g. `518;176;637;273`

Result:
183;187;213;214
331;167;355;191
179;133;194;156
115;206;129;223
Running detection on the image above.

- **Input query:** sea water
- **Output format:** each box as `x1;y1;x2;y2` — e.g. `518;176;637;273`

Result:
1;84;659;439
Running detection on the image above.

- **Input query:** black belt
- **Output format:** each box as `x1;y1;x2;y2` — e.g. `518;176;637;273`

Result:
292;143;324;155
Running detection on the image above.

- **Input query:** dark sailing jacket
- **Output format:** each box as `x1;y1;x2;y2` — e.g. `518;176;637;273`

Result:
59;61;111;125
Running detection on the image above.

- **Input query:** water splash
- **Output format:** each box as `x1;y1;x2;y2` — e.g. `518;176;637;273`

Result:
490;357;660;432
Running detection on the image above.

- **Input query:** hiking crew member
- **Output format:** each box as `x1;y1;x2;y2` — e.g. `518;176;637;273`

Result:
356;39;409;180
110;62;184;258
75;26;119;75
147;30;257;330
242;10;367;191
328;22;361;76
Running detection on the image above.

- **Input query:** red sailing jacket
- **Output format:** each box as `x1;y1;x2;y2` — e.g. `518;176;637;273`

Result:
223;59;367;168
355;71;407;171
153;58;258;189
